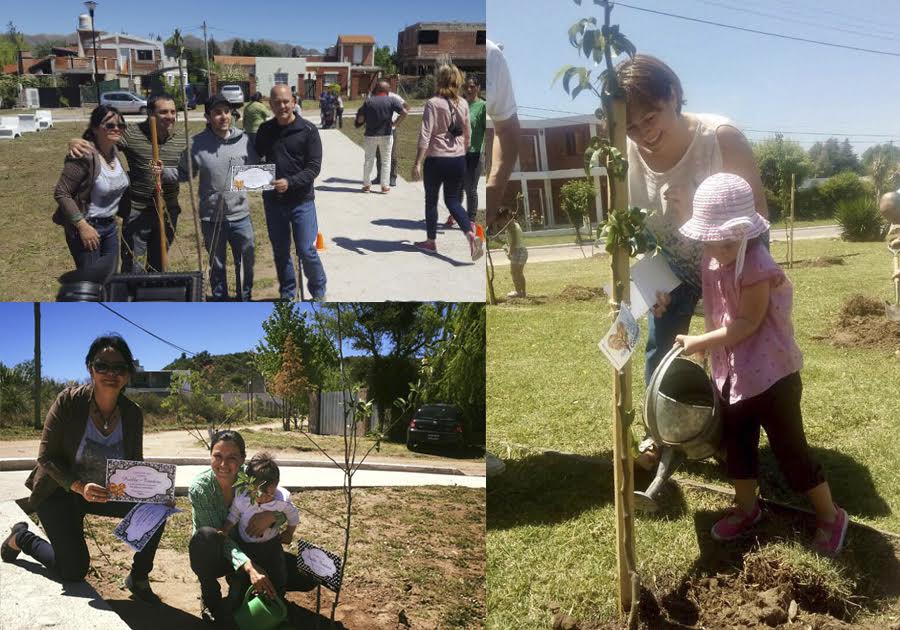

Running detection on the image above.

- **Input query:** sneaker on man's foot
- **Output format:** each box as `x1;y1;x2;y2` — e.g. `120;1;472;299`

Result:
506;290;524;299
711;501;762;541
389;178;397;187
415;240;437;253
371;178;381;185
1;522;27;563
124;573;162;605
813;504;849;556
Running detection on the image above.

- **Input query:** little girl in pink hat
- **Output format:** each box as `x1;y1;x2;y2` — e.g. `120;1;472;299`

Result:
674;172;847;556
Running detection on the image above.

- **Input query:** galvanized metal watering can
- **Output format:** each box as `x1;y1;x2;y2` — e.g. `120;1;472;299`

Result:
634;345;722;512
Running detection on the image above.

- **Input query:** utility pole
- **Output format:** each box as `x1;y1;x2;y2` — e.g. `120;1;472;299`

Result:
202;21;210;81
33;303;41;430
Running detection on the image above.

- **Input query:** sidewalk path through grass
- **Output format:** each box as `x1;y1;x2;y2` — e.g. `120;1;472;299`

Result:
313;128;485;300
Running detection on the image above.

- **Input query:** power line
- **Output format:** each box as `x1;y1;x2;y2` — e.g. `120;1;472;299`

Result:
685;0;900;43
98;304;197;357
769;0;900;39
615;1;900;57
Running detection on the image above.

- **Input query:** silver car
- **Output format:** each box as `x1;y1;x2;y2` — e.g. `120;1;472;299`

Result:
100;91;148;115
220;85;245;105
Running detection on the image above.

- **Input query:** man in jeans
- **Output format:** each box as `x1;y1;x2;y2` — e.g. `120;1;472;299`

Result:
255;84;326;300
169;95;257;301
358;82;406;193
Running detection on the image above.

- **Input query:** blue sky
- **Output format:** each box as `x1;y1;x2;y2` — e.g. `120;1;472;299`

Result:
488;0;900;156
9;0;485;52
0;303;360;381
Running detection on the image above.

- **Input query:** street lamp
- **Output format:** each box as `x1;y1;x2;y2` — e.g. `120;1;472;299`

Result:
84;1;100;103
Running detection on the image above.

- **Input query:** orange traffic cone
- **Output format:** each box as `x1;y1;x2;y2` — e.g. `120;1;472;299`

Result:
475;223;485;240
316;232;326;251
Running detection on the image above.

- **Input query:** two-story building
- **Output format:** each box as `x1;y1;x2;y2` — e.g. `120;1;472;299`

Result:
396;22;486;75
486;114;609;231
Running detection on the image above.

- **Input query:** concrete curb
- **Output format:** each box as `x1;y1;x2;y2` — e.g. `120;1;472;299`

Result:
0;456;472;477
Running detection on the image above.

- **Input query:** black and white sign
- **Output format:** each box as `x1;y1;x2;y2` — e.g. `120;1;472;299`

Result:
296;540;343;593
105;459;176;504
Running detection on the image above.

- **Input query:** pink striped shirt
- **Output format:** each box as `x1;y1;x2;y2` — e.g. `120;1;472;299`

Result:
703;242;804;403
418;96;470;158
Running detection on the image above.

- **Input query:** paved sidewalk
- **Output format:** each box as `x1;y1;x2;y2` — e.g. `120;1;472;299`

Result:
314;128;486;300
0;501;132;630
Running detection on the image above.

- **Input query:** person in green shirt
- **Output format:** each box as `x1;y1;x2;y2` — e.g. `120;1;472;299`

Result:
495;206;528;297
242;92;271;147
446;76;487;227
188;430;316;624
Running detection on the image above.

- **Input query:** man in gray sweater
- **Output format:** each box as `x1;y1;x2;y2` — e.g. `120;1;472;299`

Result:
170;96;258;301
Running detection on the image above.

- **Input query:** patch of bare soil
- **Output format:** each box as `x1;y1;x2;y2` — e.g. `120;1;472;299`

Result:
79;487;484;629
828;294;900;351
789;256;846;268
500;295;547;306
555;285;607;303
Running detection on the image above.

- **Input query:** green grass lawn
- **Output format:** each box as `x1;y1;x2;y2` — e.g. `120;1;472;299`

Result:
487;238;900;628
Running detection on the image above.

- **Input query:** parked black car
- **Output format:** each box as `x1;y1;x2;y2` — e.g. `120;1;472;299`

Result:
406;404;468;450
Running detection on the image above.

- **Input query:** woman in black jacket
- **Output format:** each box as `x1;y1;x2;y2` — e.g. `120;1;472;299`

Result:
53;106;130;270
1;335;163;603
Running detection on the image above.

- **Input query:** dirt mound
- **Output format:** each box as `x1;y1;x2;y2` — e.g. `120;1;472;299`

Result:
556;285;606;302
791;256;846;268
829;294;900;351
502;295;547;306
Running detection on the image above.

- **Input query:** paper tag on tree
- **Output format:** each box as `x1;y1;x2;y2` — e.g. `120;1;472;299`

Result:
598;303;640;371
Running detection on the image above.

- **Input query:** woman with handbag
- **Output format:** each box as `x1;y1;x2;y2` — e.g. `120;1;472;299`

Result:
411;64;483;261
53;105;130;270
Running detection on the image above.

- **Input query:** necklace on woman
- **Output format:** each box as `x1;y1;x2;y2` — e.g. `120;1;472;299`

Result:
93;399;118;432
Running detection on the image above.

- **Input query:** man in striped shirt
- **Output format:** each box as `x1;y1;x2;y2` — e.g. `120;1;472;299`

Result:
70;94;187;272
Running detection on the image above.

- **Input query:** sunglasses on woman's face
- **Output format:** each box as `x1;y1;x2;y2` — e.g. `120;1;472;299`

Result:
103;122;127;130
92;361;129;376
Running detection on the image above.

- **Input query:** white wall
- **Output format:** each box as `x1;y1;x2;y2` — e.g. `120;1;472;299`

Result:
255;57;307;96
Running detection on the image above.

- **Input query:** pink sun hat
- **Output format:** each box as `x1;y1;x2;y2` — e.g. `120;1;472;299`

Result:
679;173;769;242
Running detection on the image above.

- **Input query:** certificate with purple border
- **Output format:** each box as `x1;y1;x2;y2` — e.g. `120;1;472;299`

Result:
105;459;176;504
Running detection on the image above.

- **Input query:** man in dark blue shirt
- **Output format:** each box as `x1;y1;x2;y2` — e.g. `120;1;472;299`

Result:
255;85;326;300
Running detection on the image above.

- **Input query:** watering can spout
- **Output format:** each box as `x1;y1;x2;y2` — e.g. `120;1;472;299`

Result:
634;446;685;512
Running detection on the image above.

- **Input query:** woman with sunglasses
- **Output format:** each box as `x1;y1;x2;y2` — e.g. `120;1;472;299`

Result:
1;335;165;604
53;105;131;270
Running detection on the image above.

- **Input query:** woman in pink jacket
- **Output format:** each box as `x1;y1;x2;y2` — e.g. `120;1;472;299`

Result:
412;64;483;261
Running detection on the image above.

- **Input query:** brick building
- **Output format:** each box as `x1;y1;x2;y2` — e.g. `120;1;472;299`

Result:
486;114;609;231
396;22;486;75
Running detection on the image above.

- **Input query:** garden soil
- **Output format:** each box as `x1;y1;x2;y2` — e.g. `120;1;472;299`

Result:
830;294;900;351
555;285;607;303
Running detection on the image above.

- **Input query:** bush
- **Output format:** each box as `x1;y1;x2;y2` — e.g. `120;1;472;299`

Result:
835;195;887;241
796;171;875;220
129;392;164;415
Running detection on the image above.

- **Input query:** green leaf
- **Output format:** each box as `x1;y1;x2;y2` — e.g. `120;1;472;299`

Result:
582;29;595;58
562;66;580;95
551;64;575;89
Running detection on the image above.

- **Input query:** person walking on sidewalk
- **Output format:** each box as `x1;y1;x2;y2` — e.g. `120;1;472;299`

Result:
357;82;407;193
374;81;410;187
411;64;483;261
446;75;486;228
255;84;327;300
2;335;165;604
170;95;258;302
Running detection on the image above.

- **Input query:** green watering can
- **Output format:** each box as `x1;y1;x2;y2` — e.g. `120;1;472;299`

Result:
233;586;288;630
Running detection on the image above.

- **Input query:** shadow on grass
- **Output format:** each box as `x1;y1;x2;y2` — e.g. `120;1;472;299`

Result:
487;450;614;531
407;443;485;460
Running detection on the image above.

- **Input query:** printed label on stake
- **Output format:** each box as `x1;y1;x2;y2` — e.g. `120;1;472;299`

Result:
598;303;640;371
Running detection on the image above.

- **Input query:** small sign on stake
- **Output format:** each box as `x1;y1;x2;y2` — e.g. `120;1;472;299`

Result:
598;303;640;371
296;540;343;593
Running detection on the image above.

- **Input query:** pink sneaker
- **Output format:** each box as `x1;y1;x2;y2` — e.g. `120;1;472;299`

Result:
415;240;437;253
813;505;848;556
711;501;762;541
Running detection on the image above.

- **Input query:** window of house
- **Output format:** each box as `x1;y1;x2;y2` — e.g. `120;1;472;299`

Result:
476;30;486;45
136;49;153;61
353;44;363;64
418;30;439;45
564;131;577;156
274;72;289;85
324;73;339;85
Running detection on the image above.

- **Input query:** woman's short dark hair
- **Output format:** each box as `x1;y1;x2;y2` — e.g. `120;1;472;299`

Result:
246;452;279;486
82;105;123;143
210;430;246;459
85;334;135;374
615;54;685;114
250;91;262;102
